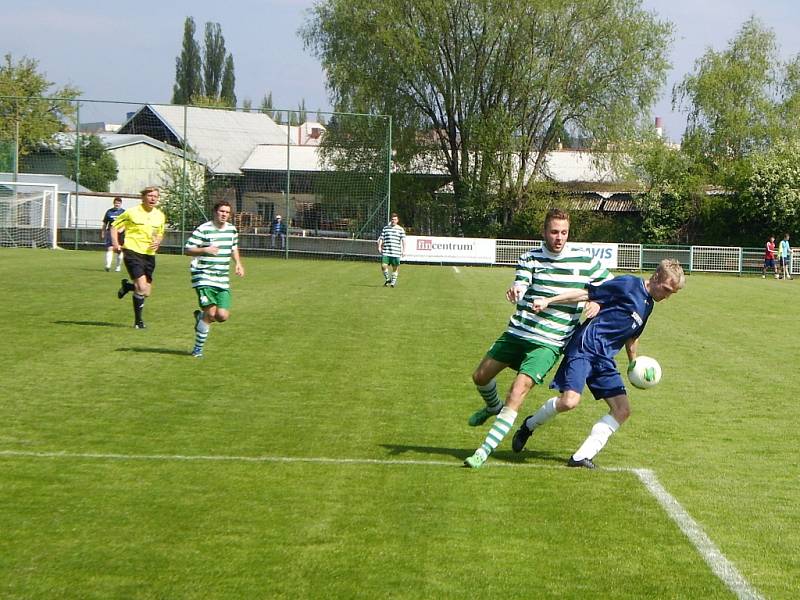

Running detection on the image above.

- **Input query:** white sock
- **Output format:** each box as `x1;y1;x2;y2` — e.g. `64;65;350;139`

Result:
478;406;517;456
105;249;113;268
572;414;620;461
524;396;559;430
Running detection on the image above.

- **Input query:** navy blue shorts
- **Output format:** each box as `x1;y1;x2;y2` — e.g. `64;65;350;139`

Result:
550;354;627;400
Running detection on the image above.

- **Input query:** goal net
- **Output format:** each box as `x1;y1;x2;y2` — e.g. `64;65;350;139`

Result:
0;182;58;248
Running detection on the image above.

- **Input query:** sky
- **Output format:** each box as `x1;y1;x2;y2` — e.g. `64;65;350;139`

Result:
4;0;800;142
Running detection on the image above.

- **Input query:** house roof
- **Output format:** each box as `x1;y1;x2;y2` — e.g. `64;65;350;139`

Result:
241;145;323;172
0;172;91;193
120;105;287;175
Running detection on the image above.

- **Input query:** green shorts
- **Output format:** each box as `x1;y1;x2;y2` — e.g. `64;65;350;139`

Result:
195;286;232;310
381;256;401;267
486;332;559;384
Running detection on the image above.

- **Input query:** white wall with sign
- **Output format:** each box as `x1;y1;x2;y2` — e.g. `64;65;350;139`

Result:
404;236;497;264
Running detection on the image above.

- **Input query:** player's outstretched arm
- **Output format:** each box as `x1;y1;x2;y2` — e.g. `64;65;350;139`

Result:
532;288;588;312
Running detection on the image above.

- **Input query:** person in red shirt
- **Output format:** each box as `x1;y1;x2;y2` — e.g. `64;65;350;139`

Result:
763;235;778;279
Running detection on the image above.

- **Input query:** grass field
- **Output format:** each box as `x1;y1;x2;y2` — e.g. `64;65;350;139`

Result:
2;248;798;599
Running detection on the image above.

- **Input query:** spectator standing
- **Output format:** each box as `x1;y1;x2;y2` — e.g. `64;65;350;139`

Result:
779;233;792;280
271;215;287;249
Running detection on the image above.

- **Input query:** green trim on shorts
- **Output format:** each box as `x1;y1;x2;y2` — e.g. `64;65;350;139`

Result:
486;331;559;384
381;256;401;267
195;286;232;310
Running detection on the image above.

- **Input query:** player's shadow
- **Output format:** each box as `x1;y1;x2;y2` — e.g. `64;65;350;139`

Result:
54;320;128;328
380;443;565;466
115;347;191;356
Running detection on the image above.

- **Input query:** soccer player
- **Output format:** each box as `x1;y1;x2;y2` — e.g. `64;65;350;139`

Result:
185;200;245;358
111;187;166;329
101;197;125;272
463;208;611;469
763;235;777;279
778;233;792;280
378;213;406;287
511;258;685;468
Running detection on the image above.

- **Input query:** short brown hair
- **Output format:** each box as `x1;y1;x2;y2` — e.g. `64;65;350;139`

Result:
544;208;570;230
213;200;232;213
140;186;159;198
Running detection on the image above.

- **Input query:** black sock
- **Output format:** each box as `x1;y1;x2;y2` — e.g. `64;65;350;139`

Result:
132;294;145;322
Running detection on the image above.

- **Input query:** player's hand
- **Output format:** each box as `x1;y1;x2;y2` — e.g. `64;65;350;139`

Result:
112;244;122;253
235;264;245;277
531;298;548;313
205;245;220;256
583;301;601;319
506;286;525;303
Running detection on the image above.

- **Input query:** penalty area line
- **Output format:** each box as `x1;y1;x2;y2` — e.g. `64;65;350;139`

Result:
0;450;763;599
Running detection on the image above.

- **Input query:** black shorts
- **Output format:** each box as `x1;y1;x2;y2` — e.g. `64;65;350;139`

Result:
123;249;156;282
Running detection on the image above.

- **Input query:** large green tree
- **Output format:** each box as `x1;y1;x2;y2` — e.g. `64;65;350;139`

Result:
0;54;79;160
172;17;203;104
172;18;236;107
673;17;800;186
302;0;671;233
65;135;118;192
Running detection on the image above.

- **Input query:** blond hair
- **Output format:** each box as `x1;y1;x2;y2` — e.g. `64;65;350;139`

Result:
655;258;685;289
140;186;160;198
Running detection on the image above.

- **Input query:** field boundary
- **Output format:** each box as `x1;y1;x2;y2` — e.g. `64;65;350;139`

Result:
0;449;763;599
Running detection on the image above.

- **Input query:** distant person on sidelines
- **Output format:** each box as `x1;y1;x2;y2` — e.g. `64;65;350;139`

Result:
111;186;166;329
779;233;792;280
101;197;125;272
463;208;611;469
270;214;287;249
511;259;685;469
763;235;777;279
377;212;406;287
185;200;245;358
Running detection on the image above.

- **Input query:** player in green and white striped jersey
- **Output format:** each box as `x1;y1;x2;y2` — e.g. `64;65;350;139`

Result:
378;213;406;287
464;208;612;468
185;201;245;358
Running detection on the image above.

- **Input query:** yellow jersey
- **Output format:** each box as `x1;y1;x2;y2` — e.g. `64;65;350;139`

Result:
112;204;166;256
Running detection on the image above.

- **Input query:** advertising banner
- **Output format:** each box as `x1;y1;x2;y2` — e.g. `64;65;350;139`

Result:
404;236;497;264
567;242;619;270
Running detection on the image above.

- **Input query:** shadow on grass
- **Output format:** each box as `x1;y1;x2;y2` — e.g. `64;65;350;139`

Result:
380;443;565;466
115;347;191;356
54;320;128;328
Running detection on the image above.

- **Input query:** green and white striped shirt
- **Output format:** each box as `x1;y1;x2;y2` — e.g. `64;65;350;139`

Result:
185;221;239;289
507;246;612;351
379;224;405;257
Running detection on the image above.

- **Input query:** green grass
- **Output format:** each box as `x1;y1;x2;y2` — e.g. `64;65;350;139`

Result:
2;248;798;599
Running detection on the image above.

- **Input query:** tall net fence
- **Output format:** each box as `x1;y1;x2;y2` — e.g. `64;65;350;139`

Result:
0;96;391;254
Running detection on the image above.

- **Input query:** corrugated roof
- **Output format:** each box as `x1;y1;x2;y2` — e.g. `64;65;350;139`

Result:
241;145;323;172
0;172;91;192
145;105;288;175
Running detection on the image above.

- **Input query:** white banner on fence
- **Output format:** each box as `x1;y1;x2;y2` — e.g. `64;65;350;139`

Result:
404;236;497;264
566;242;619;270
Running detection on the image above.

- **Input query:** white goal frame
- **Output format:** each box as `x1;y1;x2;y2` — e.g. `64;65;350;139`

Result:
0;181;59;249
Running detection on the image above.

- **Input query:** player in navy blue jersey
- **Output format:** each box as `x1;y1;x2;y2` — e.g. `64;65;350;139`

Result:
101;197;125;271
511;258;685;468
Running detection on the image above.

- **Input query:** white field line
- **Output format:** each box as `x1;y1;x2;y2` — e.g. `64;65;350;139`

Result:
0;450;763;599
452;266;460;274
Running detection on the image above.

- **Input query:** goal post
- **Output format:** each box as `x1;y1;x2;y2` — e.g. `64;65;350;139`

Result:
0;181;59;248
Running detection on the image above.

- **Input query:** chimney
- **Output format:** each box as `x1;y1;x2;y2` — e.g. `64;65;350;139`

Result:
655;116;663;139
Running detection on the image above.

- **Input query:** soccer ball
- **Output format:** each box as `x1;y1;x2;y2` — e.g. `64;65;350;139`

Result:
627;356;662;389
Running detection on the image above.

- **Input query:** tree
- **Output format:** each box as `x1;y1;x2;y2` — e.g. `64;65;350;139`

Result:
302;0;671;233
220;54;236;107
158;151;208;229
203;22;226;99
260;91;276;120
242;98;253;112
65;135;118;192
0;54;80;160
673;17;800;186
172;17;203;104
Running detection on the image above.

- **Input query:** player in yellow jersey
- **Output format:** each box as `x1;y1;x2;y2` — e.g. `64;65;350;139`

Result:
111;186;166;328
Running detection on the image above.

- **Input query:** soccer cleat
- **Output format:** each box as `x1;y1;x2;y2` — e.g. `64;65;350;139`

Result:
463;452;487;469
383;280;391;286
467;406;500;427
114;266;121;272
567;457;596;469
105;267;110;272
511;421;533;453
134;321;146;329
190;347;204;358
118;278;131;299
390;282;396;287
